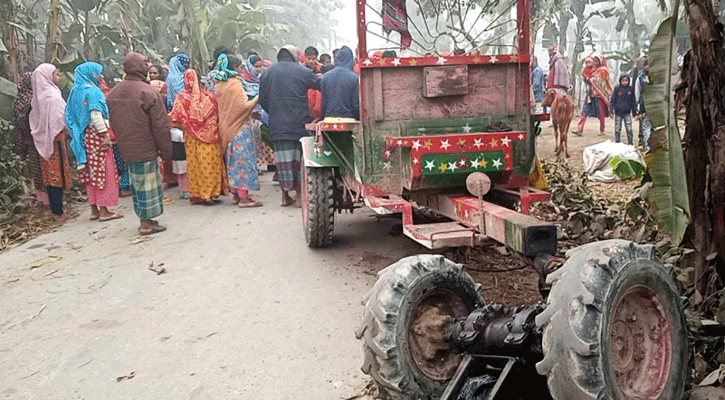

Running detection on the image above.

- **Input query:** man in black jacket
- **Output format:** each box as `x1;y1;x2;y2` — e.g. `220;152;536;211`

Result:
320;46;360;121
259;45;321;207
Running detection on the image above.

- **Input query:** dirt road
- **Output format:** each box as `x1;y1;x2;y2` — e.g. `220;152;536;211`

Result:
0;173;422;399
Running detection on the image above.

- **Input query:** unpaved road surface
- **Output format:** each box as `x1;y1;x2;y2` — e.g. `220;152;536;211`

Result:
0;173;422;399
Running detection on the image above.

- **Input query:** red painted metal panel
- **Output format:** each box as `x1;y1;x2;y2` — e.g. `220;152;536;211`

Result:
360;54;530;69
356;0;367;59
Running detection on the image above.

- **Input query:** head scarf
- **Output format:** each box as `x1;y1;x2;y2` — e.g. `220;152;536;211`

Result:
213;54;238;82
13;72;33;153
65;61;107;165
29;63;67;160
170;69;219;144
165;53;191;110
241;55;262;98
590;54;613;107
278;45;300;63
581;56;594;80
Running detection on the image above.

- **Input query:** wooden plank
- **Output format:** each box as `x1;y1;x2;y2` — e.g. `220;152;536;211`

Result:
373;68;384;122
423;65;468;98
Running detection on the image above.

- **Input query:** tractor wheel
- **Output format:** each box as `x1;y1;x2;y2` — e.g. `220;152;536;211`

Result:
535;240;688;400
302;166;334;248
355;255;483;400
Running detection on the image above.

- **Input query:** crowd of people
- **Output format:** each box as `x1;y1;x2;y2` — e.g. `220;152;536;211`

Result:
13;44;360;235
532;44;651;151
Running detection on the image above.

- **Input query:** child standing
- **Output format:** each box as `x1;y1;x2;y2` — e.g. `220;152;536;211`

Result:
610;73;638;145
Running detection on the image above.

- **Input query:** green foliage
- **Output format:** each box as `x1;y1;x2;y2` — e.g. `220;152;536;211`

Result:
0;118;26;217
609;156;647;180
642;14;690;245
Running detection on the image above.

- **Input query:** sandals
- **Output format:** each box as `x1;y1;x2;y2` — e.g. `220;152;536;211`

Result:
99;213;124;222
238;200;263;208
573;130;583;136
138;224;167;236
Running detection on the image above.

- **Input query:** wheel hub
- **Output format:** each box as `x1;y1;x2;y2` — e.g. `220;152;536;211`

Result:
610;286;672;399
408;289;468;381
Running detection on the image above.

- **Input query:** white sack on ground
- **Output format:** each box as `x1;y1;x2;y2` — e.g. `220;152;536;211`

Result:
583;140;644;182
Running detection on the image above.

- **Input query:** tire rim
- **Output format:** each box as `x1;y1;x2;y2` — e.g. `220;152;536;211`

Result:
610;285;672;399
407;289;468;381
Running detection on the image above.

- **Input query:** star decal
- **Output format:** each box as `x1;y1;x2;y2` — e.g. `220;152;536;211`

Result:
518;133;525;140
489;55;498;64
492;158;503;169
457;138;467;148
363;59;372;66
423;139;433;150
383;161;393;170
448;162;459;172
425;160;436;171
378;58;387;66
436;55;447;65
409;58;418;66
440;140;451;150
332;124;339;130
439;163;449;172
501;136;512;147
472;56;481;63
473;139;484;149
413;158;419;164
463;124;472;133
412;140;422;151
392;58;402;67
480;158;489;168
464;210;470;219
490;138;499;147
510;54;519;62
471;158;481;169
384;149;392;158
397;139;403;146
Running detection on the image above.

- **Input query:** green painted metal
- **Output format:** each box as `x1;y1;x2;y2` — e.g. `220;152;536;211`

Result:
301;132;356;171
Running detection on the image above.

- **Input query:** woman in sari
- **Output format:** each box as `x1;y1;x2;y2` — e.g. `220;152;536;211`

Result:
99;75;131;197
241;54;276;173
215;54;262;207
29;64;74;220
162;53;190;187
170;69;229;203
589;54;613;136
14;72;49;206
65;62;123;221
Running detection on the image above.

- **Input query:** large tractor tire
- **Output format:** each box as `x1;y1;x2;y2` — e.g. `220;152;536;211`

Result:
535;240;688;400
302;166;334;248
355;255;483;400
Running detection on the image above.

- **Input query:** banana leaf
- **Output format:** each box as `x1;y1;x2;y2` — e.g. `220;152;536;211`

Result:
642;14;690;244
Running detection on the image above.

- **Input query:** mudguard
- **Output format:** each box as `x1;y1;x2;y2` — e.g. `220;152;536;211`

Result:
300;136;343;168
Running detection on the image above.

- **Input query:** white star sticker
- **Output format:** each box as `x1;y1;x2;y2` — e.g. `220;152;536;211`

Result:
383;161;393;170
501;136;512;147
463;124;472;133
392;58;402;66
419;127;427;133
459;159;467;167
413;158;419;164
473;139;484;149
425;160;436;171
440;140;451;150
412;140;422;151
333;124;339;130
464;210;470;219
448;162;459;171
385;150;392;158
471;159;481;169
397;140;403;146
489;55;498;63
518;133;525;140
363;59;372;66
436;55;447;65
493;158;503;169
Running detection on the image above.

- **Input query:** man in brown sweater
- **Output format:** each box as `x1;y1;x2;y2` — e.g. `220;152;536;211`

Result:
107;52;172;235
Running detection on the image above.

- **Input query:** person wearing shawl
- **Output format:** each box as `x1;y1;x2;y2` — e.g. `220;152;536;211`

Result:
547;44;570;93
28;64;74;219
65;62;124;222
259;45;321;207
99;75;131;198
589;54;613;136
241;55;276;175
214;54;262;207
574;56;605;136
170;69;229;203
165;53;191;111
13;72;49;206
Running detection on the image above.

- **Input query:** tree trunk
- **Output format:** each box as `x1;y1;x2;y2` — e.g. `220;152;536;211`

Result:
681;0;725;294
45;0;62;62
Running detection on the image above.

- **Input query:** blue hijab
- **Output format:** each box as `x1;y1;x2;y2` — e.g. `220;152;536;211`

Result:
65;61;108;166
241;55;262;98
213;54;238;82
165;53;190;111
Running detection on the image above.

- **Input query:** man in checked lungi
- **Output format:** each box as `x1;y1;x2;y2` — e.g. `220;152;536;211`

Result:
107;52;173;235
